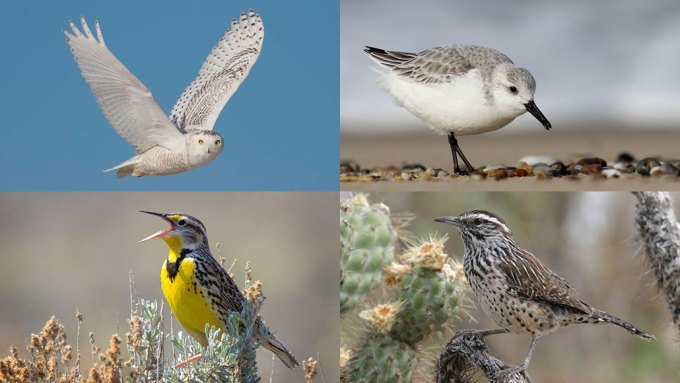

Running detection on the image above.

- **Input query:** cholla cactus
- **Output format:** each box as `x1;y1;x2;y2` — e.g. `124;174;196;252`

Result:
346;334;417;383
341;194;399;313
341;194;468;383
634;192;680;335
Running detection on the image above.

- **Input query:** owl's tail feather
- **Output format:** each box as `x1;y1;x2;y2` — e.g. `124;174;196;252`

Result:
104;157;142;178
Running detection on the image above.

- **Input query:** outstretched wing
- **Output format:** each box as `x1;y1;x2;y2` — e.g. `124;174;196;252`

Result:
65;17;184;153
170;10;264;131
499;247;593;315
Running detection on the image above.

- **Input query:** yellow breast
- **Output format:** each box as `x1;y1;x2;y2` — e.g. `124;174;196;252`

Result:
161;257;221;343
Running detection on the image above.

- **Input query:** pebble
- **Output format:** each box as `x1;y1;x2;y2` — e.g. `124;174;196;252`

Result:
579;164;603;175
650;164;678;176
617;152;635;163
519;155;556;166
636;158;661;176
490;169;509;180
577;157;608;167
340;160;360;173
601;169;621;178
339;152;680;182
549;162;566;175
402;163;426;172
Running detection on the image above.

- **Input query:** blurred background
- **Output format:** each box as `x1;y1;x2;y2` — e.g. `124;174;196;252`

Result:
0;0;338;191
344;192;678;382
341;0;680;167
0;193;338;382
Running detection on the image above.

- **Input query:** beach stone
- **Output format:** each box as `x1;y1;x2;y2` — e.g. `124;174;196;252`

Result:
650;163;678;176
490;169;509;180
519;155;556;166
636;158;661;176
580;164;603;175
340;160;360;173
402;163;426;172
517;162;534;176
617;152;635;163
399;172;413;180
577;157;607;168
602;169;621;178
549;162;567;176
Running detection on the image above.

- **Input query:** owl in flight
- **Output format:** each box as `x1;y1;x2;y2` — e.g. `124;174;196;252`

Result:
64;10;263;177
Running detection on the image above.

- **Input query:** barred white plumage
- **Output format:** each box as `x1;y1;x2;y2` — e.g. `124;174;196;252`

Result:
64;10;263;177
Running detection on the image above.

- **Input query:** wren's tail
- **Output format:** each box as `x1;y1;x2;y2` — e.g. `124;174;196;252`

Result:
262;334;298;368
590;309;655;340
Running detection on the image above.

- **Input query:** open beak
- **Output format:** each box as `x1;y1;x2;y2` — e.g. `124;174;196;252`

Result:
434;216;461;227
139;211;174;243
525;100;552;130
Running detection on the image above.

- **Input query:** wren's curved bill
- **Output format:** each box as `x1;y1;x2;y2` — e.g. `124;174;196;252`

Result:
139;211;298;368
64;11;263;177
365;45;552;174
435;210;654;379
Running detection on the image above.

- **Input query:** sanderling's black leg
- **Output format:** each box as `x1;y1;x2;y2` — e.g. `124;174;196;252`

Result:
448;133;473;174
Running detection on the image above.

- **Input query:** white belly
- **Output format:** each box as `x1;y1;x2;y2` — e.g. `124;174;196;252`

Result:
378;69;522;135
136;146;191;176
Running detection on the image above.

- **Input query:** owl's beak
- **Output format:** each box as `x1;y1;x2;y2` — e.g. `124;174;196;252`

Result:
139;211;174;242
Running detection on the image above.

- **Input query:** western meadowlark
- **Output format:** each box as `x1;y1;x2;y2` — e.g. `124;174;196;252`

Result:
139;211;298;368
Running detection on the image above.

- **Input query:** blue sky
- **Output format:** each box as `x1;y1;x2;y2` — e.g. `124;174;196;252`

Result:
0;1;338;191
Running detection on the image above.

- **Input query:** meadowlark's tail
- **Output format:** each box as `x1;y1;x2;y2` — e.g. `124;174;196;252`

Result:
262;334;298;368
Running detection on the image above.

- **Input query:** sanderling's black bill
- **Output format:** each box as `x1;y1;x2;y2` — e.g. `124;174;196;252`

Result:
525;100;552;130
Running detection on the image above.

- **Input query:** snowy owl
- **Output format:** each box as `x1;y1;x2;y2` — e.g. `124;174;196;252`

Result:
64;11;263;177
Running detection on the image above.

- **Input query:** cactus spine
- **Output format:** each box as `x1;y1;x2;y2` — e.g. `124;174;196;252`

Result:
341;195;468;383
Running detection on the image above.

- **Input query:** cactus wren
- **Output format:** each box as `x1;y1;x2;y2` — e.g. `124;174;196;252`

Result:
435;210;654;379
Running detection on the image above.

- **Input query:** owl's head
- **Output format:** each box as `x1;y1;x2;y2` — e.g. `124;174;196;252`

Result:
185;130;224;167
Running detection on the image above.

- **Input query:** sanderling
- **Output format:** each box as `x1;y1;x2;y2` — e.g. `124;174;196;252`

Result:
365;45;551;174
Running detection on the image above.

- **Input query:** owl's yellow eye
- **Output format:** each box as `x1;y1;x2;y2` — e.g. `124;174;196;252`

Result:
215;140;221;145
198;139;204;144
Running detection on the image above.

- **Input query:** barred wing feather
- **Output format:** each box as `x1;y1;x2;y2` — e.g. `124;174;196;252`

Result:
170;10;264;132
